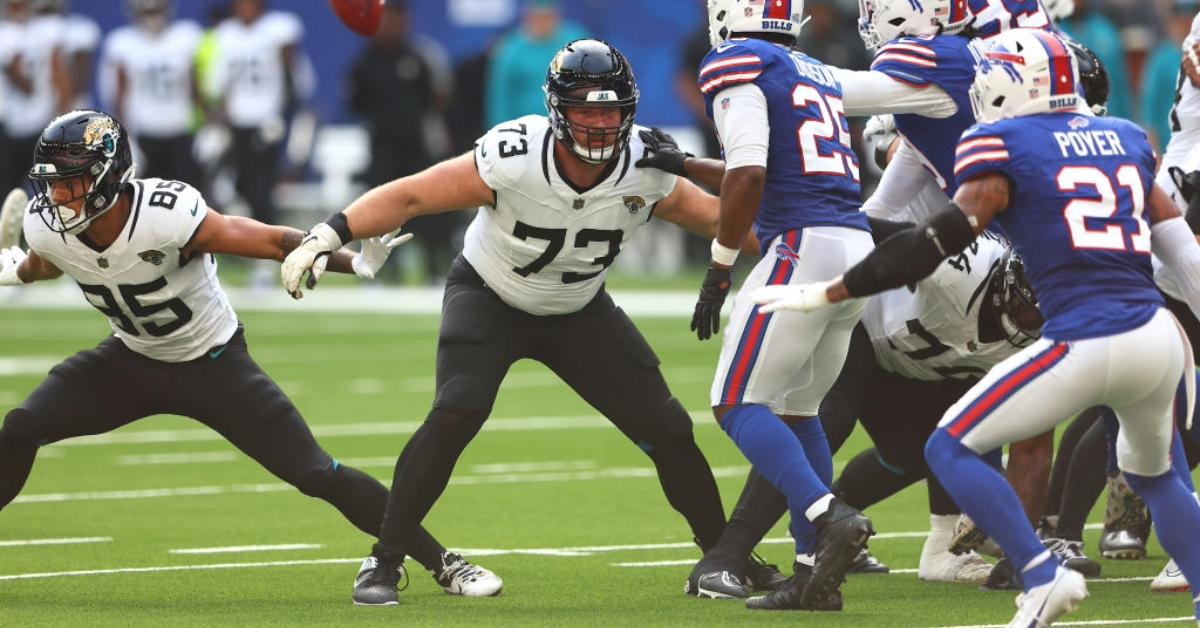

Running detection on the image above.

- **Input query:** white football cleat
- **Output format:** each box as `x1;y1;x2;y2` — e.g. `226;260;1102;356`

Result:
1150;558;1190;593
920;521;992;584
433;552;503;597
1007;565;1088;628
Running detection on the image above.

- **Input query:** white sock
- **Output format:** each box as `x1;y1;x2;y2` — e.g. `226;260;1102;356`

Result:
796;553;815;567
930;514;957;533
805;494;835;521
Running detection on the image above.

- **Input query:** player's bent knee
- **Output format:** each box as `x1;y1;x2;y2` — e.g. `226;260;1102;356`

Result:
432;376;494;422
924;429;969;474
635;397;695;453
0;409;43;451
293;464;336;498
425;404;488;451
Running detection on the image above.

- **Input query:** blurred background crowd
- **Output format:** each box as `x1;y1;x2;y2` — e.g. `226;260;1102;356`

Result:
0;0;1193;286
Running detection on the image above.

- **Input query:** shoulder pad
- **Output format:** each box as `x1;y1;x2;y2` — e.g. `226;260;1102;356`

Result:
475;115;547;192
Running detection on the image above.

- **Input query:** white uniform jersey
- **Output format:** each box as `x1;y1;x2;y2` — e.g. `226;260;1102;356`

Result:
209;12;302;128
863;231;1020;381
24;179;239;362
1167;12;1200;145
2;16;65;137
61;13;100;55
466;115;676;315
102;22;203;137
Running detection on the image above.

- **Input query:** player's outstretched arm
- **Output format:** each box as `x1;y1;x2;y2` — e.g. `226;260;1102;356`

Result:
281;152;493;298
653;177;760;252
752;172;1008;312
1;247;61;285
1149;181;1200;317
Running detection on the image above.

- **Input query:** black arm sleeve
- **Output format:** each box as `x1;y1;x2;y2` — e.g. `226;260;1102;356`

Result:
867;217;916;244
843;205;976;298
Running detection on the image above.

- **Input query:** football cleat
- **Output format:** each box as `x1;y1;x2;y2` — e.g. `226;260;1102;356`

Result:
745;553;791;592
1042;538;1101;578
686;570;751;599
800;499;874;608
848;548;890;574
919;549;993;584
1100;473;1150;560
983;556;1022;591
745;561;843;611
352;555;407;606
1007;565;1088;628
1150;558;1190;593
952;514;1002;557
433;552;503;597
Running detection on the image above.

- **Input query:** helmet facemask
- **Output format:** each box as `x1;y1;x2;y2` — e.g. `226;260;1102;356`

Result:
989;251;1043;348
549;87;636;164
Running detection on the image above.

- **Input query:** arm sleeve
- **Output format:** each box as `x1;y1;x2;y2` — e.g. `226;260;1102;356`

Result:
712;83;769;170
1152;216;1200;318
830;68;957;118
861;141;933;218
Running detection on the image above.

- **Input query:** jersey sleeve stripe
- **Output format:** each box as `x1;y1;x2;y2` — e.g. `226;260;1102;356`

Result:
698;55;763;79
955;137;1006;156
699;70;763;94
871;52;938;69
877;42;938;58
953;150;1010;175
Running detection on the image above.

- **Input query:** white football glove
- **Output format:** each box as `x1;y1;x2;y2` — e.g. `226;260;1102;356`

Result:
351;230;414;280
0;188;27;250
752;280;837;313
281;223;343;299
0;245;29;286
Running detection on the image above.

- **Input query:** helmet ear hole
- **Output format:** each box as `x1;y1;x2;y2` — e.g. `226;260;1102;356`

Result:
991;95;1005;108
887;17;905;25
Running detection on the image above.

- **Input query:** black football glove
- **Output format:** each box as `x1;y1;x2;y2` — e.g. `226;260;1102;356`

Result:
635;127;692;177
1169;166;1200;235
691;266;732;341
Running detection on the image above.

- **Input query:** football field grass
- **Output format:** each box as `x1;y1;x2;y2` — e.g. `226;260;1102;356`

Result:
0;306;1196;627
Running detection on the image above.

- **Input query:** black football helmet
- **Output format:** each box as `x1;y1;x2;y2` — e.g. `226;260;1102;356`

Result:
988;248;1043;348
544;39;639;164
28;110;135;235
1065;38;1109;116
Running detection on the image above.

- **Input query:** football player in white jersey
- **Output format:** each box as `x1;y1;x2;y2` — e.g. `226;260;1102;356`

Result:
281;39;762;606
0;110;503;599
104;0;205;186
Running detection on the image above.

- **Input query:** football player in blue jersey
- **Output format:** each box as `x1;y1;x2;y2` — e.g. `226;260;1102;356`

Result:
755;28;1200;626
684;0;878;611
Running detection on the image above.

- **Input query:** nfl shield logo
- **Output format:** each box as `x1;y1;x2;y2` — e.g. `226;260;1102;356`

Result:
97;257;108;269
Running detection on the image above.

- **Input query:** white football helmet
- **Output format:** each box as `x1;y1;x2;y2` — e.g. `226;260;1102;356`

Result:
969;28;1081;123
708;0;806;47
858;0;971;50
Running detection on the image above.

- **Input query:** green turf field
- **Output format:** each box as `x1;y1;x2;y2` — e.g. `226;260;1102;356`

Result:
0;307;1196;627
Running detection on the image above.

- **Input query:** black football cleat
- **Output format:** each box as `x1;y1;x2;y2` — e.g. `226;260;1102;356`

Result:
745;561;843;611
981;556;1022;591
848;548;890;574
799;499;874;608
686;570;751;599
352;554;407;606
745;553;791;592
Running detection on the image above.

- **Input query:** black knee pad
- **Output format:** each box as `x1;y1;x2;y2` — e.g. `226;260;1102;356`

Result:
425;404;487;451
293;464;336;498
0;409;42;450
633;397;695;455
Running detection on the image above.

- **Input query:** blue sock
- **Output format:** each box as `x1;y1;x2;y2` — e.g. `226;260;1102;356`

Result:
787;417;834;554
1171;429;1196;494
1102;409;1121;476
1125;469;1200;608
722;404;829;555
926;429;1057;589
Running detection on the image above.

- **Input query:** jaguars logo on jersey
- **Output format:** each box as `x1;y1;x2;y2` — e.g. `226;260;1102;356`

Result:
622;195;645;214
139;249;166;266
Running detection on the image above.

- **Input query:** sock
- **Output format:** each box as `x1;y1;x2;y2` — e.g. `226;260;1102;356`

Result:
833;447;921;511
645;438;728;552
789;417;833;487
925;429;1057;589
721;404;830;555
704;468;788;566
1055;419;1108;541
1125;469;1200;605
1043;409;1103;517
1172;429;1197;494
323;463;389;537
1102;408;1121;476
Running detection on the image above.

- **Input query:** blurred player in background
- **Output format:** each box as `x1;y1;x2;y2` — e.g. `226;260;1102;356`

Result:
104;0;206;190
32;0;99;109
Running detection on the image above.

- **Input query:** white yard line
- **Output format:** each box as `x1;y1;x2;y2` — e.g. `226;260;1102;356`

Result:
0;558;362;581
935;617;1195;628
169;544;323;555
0;537;112;548
116;452;238;466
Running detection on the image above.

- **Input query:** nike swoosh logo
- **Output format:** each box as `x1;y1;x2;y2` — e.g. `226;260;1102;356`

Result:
209;345;228;359
716;43;735;53
190;201;199;217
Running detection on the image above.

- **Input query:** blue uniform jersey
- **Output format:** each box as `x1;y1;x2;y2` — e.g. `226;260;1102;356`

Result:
871;35;983;194
955;113;1163;341
699;38;868;252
